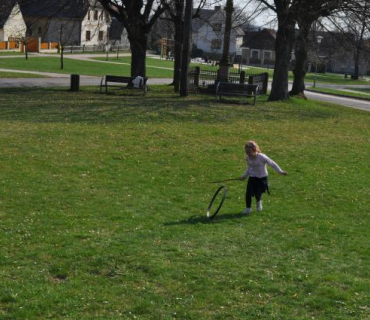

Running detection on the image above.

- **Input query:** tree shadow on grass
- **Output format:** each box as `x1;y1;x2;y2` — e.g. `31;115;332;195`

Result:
164;211;247;226
0;86;340;124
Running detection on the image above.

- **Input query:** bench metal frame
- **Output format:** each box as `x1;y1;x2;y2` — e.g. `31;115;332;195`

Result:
216;82;259;105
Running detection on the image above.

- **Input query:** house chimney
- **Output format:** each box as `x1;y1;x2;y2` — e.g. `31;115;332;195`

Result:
215;6;221;11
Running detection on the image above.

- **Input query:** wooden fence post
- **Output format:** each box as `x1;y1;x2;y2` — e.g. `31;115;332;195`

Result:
195;66;200;86
248;75;254;96
262;72;269;94
240;71;245;84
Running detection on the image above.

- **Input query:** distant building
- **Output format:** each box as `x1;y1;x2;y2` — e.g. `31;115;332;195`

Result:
192;6;244;59
306;30;370;76
241;28;276;67
0;0;26;41
20;0;111;46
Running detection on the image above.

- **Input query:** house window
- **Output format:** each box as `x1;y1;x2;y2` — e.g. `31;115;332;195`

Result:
264;51;271;60
213;23;222;32
86;31;91;41
94;10;98;20
211;39;222;49
38;27;42;35
88;10;91;20
251;50;259;59
98;31;104;41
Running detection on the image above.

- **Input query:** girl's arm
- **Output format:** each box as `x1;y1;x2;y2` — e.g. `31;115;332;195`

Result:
263;154;287;175
240;166;250;180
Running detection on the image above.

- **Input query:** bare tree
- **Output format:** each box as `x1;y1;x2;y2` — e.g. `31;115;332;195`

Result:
254;0;299;101
97;0;168;78
290;0;342;96
162;0;208;92
253;0;355;101
327;1;370;79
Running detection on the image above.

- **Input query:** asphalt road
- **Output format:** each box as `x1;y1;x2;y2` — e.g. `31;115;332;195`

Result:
305;90;370;112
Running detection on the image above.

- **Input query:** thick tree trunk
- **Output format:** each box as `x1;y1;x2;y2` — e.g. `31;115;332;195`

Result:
269;22;296;101
290;26;310;96
128;33;148;78
179;0;192;97
173;22;183;92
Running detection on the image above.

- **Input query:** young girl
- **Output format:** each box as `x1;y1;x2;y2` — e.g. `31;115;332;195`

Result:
240;141;287;214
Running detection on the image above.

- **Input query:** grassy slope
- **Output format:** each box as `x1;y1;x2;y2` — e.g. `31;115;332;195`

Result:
0;86;369;319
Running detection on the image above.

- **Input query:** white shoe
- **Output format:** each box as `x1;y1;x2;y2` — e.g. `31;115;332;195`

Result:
242;208;252;215
257;201;263;212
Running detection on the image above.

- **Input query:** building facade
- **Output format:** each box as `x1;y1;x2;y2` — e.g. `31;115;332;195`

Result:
20;0;112;46
192;6;244;59
0;1;27;41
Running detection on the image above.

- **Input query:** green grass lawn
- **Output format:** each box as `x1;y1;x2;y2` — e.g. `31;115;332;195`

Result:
96;56;175;69
0;86;370;319
96;56;244;73
0;56;173;78
0;51;23;56
307;87;370;101
304;72;369;85
346;87;370;94
0;71;47;78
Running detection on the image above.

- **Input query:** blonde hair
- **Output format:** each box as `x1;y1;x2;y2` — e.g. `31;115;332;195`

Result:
245;140;261;153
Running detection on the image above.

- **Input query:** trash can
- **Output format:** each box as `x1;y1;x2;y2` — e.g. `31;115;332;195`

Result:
70;74;80;91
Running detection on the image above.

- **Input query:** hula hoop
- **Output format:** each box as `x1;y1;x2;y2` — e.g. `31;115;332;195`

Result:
207;186;227;219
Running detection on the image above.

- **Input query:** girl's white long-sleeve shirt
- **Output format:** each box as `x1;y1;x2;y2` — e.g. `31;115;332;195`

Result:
241;153;284;179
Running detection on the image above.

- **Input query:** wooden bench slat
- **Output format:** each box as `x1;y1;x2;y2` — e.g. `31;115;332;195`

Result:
100;75;148;95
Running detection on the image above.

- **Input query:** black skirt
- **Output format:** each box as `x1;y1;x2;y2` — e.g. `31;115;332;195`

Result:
247;176;270;196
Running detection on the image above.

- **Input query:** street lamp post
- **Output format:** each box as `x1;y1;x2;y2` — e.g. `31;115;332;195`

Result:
313;35;323;88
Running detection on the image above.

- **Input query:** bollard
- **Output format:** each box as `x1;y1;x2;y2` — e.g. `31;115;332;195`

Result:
70;74;80;91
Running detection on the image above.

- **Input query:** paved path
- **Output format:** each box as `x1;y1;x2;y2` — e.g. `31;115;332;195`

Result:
305;90;370;112
0;69;172;87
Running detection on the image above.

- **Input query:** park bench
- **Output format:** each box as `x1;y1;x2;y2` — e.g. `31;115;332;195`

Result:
216;82;259;105
100;75;148;95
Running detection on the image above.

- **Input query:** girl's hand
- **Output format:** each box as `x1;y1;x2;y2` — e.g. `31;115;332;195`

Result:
281;171;288;176
239;176;246;181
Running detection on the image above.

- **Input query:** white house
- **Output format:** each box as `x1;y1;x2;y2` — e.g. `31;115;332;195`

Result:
20;0;112;46
0;1;26;41
192;6;244;58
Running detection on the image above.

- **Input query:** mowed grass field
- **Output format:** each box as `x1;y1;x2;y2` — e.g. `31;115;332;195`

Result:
0;86;369;319
308;87;370;101
0;56;173;78
0;71;46;78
